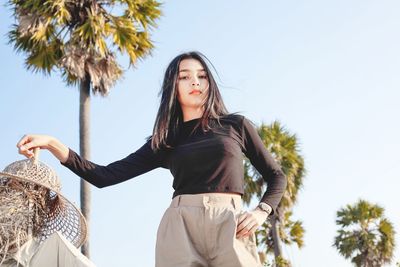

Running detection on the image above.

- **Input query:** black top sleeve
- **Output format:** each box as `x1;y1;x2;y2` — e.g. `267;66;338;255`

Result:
61;139;162;188
241;116;287;215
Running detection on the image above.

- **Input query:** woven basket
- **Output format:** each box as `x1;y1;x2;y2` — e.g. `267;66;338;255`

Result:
0;148;87;260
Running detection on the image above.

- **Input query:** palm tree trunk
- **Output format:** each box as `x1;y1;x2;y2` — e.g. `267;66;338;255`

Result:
271;215;283;260
79;74;91;258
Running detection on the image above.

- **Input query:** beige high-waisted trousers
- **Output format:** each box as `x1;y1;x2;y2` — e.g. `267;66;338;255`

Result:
155;193;262;267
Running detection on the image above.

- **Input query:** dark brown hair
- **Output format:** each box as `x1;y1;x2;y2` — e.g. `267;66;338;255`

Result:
151;51;229;150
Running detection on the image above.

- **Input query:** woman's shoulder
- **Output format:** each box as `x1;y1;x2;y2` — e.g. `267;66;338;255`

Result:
212;113;248;134
218;113;245;124
216;113;258;134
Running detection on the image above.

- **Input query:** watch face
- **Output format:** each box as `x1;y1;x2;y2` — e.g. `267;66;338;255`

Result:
259;203;271;213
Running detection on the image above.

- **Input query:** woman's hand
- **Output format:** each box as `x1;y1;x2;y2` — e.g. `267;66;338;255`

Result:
17;134;53;158
236;209;269;239
17;134;69;163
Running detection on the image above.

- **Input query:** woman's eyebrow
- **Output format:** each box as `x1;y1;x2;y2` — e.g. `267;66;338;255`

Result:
179;69;206;73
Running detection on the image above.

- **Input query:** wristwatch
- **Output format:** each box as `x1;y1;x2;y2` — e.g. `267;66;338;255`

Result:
257;202;272;215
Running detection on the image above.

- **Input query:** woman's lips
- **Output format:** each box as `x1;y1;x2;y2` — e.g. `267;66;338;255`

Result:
190;90;202;95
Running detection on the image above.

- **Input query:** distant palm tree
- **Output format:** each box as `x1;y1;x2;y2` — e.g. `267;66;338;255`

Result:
243;120;305;265
334;199;396;267
8;0;162;257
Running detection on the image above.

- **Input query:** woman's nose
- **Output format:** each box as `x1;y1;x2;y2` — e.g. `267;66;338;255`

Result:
191;78;200;86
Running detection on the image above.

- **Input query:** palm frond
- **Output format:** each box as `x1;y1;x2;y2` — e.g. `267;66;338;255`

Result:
120;0;162;30
8;0;161;95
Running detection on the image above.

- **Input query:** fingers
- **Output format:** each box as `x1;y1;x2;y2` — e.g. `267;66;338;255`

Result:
17;135;36;158
237;223;257;238
236;212;259;238
16;134;30;148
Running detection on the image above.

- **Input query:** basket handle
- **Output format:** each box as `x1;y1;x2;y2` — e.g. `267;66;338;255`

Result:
33;147;40;164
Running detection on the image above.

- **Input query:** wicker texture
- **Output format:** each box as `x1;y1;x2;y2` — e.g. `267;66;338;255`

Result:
0;157;87;261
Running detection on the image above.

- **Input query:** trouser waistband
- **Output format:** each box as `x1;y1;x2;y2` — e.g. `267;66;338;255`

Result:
170;193;242;210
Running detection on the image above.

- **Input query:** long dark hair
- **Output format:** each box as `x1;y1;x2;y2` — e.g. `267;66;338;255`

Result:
151;51;229;150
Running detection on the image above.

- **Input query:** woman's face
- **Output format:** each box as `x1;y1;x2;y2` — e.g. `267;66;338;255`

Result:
177;58;209;111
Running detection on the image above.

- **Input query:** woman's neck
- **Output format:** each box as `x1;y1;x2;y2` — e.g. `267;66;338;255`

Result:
182;108;204;122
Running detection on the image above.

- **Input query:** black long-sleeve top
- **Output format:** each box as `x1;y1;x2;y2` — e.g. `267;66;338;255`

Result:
61;114;287;214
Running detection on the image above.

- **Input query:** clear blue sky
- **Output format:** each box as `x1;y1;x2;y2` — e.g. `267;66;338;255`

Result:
1;1;399;266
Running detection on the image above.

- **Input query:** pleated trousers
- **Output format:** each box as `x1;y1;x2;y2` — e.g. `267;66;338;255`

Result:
155;193;262;267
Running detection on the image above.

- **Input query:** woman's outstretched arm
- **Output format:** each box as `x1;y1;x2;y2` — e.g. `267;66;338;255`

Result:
16;134;163;188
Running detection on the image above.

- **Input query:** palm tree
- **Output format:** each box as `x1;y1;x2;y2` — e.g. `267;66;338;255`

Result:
334;199;396;267
243;120;306;265
7;0;162;257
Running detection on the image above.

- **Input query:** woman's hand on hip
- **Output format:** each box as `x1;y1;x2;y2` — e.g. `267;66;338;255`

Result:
236;209;269;239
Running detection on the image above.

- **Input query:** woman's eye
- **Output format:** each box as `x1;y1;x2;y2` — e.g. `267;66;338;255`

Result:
178;74;207;80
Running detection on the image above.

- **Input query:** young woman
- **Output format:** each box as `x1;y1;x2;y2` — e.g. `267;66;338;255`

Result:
17;51;287;267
